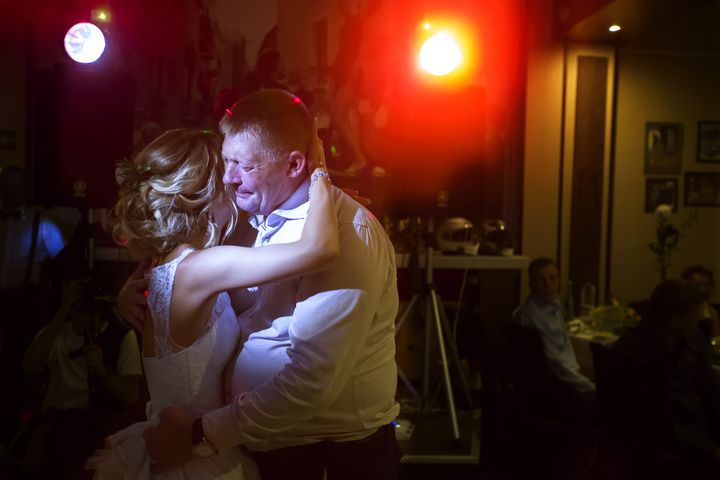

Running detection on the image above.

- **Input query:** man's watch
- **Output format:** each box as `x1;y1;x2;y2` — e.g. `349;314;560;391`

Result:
191;417;218;458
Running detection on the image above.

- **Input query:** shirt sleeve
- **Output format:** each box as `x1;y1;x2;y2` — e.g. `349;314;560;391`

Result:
115;330;143;377
541;330;596;394
203;220;396;449
514;305;596;394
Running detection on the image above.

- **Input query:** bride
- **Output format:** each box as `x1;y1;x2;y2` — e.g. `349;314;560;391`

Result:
87;128;337;479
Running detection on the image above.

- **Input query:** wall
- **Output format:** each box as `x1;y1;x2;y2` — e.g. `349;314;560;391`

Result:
0;21;27;169
524;4;720;305
521;0;564;267
611;51;720;304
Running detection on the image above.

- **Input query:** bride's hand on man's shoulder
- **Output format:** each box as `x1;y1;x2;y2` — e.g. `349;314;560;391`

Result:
341;188;371;207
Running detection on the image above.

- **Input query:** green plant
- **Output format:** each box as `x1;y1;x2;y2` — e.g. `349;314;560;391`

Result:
648;204;698;280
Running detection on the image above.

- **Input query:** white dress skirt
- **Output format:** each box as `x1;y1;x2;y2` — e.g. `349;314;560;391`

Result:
86;249;258;480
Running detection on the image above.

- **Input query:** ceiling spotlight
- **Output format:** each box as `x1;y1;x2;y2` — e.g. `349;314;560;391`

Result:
608;24;621;33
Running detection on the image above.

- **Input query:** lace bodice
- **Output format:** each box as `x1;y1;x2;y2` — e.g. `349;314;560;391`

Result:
143;248;241;417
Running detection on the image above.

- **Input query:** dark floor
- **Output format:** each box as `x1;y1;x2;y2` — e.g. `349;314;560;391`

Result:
400;462;498;480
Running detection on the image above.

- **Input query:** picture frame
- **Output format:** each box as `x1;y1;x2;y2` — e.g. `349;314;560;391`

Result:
684;171;720;207
697;121;720;163
644;122;683;174
645;178;678;213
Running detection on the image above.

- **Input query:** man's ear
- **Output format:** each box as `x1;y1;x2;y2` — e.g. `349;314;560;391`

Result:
286;150;307;178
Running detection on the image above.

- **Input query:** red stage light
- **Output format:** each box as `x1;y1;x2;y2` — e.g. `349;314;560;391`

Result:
419;32;463;76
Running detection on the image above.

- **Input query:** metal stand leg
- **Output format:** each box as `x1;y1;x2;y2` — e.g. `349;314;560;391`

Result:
428;286;461;440
395;234;475;443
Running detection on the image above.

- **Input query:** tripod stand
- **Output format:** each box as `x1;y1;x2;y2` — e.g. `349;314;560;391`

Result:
396;241;474;441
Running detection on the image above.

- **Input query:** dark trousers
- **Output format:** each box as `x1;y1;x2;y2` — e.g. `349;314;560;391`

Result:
248;424;403;480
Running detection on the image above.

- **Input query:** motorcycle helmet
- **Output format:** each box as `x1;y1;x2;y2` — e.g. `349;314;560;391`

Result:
479;219;515;256
435;217;480;256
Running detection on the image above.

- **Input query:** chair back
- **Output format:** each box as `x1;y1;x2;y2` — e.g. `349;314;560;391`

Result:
503;324;558;422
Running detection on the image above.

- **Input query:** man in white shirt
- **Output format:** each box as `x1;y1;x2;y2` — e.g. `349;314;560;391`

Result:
21;277;143;478
135;90;402;479
511;257;596;395
0;165;67;442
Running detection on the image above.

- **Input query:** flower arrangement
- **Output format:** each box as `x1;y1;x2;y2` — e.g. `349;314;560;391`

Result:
588;304;641;335
647;204;698;280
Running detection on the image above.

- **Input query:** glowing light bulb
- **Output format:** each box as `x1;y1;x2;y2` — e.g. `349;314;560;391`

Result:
608;24;621;32
418;32;462;76
64;23;106;63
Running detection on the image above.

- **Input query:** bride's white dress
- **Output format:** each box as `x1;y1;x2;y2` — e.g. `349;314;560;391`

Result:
87;248;258;479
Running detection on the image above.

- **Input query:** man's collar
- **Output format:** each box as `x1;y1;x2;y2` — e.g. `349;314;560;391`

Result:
528;295;561;312
248;177;311;230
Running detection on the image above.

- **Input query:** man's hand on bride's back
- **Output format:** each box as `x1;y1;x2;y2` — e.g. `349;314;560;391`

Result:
117;258;151;331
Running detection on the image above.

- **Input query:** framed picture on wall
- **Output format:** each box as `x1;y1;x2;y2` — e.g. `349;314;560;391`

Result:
644;122;683;174
697;121;720;163
684;171;720;207
645;178;678;213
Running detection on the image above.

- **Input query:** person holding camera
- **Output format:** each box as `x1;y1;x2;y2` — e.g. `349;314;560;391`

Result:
16;276;143;479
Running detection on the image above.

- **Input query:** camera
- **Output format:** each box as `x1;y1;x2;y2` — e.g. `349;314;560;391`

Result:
75;277;106;310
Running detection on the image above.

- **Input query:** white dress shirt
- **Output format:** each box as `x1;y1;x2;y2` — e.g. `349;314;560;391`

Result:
204;181;400;451
512;296;596;394
40;322;143;411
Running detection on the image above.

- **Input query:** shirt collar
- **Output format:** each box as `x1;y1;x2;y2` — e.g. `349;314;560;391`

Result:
248;177;311;231
528;295;562;314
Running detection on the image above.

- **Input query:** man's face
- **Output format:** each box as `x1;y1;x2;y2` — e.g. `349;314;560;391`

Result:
529;264;560;305
222;133;295;217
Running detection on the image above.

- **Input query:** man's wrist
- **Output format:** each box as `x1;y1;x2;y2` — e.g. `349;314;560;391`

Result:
191;417;218;457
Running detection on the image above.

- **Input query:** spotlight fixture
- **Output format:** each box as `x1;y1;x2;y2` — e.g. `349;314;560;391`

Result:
608;24;621;33
64;22;106;63
91;8;112;23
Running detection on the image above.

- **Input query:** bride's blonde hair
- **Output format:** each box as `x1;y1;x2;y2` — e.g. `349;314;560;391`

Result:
112;129;237;256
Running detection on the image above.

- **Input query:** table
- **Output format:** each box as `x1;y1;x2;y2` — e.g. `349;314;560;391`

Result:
571;329;720;378
570;330;618;381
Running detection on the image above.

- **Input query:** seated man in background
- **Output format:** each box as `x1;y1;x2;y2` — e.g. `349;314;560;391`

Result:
613;279;720;471
15;275;143;479
512;257;596;397
682;264;720;337
509;257;596;478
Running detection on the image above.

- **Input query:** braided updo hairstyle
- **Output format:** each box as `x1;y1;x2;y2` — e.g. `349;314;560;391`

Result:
112;129;237;256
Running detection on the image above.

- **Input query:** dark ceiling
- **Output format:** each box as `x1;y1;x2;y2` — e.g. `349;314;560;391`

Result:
557;0;720;54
